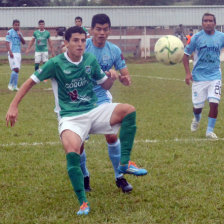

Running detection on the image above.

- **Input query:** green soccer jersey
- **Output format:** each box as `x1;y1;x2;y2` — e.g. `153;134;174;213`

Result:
82;26;89;36
31;52;107;118
33;30;50;52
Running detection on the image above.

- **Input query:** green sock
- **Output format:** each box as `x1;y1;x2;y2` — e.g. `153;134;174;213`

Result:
35;63;39;71
66;152;87;205
119;111;137;165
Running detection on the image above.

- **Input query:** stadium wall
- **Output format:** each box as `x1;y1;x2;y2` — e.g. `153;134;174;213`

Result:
1;6;224;27
1;6;224;58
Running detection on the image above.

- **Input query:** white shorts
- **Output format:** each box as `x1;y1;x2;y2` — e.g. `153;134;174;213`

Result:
192;80;221;108
58;103;120;142
35;52;48;63
8;53;21;70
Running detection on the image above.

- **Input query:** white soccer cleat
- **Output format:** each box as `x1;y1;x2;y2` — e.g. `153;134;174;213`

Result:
8;84;14;91
206;132;218;140
13;87;19;91
191;118;199;132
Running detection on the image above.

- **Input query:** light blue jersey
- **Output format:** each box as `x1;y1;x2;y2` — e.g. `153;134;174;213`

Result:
85;38;126;104
5;28;22;53
184;30;224;81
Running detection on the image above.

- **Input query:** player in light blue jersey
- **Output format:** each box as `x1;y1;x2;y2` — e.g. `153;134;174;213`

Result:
183;13;224;139
6;19;26;91
80;14;144;193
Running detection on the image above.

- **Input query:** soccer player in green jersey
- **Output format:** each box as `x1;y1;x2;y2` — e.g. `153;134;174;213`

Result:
26;20;55;71
75;16;90;38
6;26;147;216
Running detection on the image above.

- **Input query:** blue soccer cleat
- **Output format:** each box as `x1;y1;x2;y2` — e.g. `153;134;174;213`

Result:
77;202;90;215
118;161;147;176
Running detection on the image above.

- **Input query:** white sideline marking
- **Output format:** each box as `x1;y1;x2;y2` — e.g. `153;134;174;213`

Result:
132;75;185;82
1;138;224;147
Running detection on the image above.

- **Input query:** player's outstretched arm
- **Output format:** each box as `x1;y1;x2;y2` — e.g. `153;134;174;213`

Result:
26;38;35;54
6;78;36;127
182;54;192;85
119;67;131;86
101;69;118;90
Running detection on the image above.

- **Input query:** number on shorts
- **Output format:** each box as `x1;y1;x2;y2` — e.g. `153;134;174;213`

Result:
215;85;221;95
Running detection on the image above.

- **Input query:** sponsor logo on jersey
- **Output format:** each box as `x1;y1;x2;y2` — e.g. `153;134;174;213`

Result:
85;66;91;74
68;89;78;101
65;77;88;89
63;70;71;74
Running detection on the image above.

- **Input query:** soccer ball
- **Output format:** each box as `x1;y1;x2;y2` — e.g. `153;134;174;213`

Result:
154;35;184;65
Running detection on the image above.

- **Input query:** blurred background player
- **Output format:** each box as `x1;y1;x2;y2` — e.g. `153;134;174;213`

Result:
185;28;194;63
80;14;137;193
185;28;193;45
174;24;185;41
6;19;26;91
75;16;90;38
26;20;55;71
183;13;224;139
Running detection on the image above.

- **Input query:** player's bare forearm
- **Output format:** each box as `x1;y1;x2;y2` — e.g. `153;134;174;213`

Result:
26;38;35;53
119;67;131;86
6;78;36;127
48;39;55;56
19;34;26;44
182;54;192;85
101;70;118;90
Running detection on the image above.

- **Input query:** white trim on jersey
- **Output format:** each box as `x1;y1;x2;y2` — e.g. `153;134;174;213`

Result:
30;74;40;83
64;52;83;65
96;75;108;85
51;78;62;120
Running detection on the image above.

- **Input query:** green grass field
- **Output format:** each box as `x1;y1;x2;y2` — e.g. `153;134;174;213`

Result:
1;62;224;224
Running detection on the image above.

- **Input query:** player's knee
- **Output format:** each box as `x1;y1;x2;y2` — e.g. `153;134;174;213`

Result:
105;134;117;144
124;104;136;116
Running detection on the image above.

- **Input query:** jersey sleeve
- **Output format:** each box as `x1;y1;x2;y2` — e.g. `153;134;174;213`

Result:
92;58;107;84
31;59;56;83
184;34;196;56
5;30;11;42
114;46;127;70
33;31;36;38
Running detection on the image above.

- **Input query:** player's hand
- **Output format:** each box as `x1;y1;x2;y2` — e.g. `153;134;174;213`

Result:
6;105;18;127
185;73;193;85
119;74;131;86
105;69;118;81
51;52;55;57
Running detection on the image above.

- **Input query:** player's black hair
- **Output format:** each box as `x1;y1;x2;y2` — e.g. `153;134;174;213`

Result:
13;19;20;25
91;14;111;29
202;13;216;24
38;20;45;24
75;16;82;22
65;26;86;41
